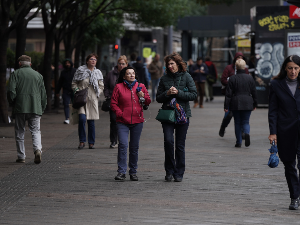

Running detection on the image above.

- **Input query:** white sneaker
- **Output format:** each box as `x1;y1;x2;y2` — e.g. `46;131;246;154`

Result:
64;119;70;124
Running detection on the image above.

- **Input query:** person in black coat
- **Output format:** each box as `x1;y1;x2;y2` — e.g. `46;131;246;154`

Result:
56;59;76;124
224;59;257;148
132;56;149;89
268;55;300;210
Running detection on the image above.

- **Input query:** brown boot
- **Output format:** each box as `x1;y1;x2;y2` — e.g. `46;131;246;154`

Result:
200;105;204;108
193;103;198;108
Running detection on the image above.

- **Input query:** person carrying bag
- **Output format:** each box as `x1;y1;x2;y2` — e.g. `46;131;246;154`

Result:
156;52;197;182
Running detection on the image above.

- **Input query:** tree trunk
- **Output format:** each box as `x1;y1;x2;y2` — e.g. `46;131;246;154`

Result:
63;33;73;59
0;33;10;124
96;44;102;69
15;20;28;69
81;49;85;66
42;31;55;111
74;42;82;68
53;38;60;109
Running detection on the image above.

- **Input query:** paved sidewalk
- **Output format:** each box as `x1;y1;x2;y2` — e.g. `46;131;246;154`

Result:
0;97;299;224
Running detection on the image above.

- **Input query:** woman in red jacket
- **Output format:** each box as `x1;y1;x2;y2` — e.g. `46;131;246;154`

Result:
111;66;151;181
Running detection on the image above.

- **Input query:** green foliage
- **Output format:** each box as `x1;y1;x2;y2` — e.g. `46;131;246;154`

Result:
195;0;238;6
25;51;44;70
7;48;15;68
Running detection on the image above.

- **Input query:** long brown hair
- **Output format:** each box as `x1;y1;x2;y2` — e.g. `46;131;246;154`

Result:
273;55;300;80
164;52;187;74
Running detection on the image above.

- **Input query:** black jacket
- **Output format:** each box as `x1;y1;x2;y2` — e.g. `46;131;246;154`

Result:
104;66;119;99
224;69;257;110
268;78;300;162
56;60;76;94
156;71;197;118
133;62;148;89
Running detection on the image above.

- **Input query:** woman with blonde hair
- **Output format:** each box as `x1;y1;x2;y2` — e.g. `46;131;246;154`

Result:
156;52;197;182
104;55;128;148
224;59;257;148
72;53;104;149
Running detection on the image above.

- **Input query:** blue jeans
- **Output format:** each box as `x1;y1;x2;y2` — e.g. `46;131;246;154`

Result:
117;122;144;175
62;92;72;120
232;110;251;144
161;119;189;178
78;114;95;144
152;79;160;101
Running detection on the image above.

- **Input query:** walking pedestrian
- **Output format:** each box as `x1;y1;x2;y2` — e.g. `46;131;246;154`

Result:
55;58;76;124
133;56;149;89
224;59;257;148
7;55;47;164
72;53;104;149
204;57;218;102
104;55;128;148
219;52;249;137
190;57;208;108
268;55;300;210
156;52;197;182
148;54;163;101
111;66;151;181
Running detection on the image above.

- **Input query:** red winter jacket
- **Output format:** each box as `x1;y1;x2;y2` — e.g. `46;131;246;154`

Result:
110;82;151;124
221;52;249;86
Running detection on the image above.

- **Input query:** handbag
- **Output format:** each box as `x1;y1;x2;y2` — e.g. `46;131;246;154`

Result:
72;87;88;109
155;76;182;123
101;98;111;112
155;109;176;123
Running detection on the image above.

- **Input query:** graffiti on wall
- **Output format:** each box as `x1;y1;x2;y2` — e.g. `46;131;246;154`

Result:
258;15;295;31
256;43;284;79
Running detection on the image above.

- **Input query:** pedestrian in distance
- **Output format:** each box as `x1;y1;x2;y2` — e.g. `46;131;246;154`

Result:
133;56;149;89
72;53;104;150
156;52;197;182
190;57;208;108
55;58;76;124
204;57;218;102
111;66;151;181
187;58;194;73
7;55;47;164
268;55;300;210
104;55;128;148
224;59;257;148
219;52;249;137
148;54;163;102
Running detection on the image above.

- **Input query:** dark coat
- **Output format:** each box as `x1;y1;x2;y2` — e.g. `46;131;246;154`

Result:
104;66;119;99
156;71;197;118
268;78;300;162
133;62;148;89
190;63;208;82
224;69;257;110
221;52;249;86
56;60;76;94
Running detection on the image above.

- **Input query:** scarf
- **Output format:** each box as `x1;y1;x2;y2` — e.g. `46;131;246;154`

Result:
123;79;137;90
170;98;188;124
73;65;103;97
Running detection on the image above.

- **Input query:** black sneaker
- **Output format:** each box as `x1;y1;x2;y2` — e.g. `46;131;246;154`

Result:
34;150;42;164
16;158;25;163
289;198;299;210
165;174;173;182
174;177;183;182
245;134;250;147
219;126;226;137
115;173;126;181
130;174;138;181
235;143;241;148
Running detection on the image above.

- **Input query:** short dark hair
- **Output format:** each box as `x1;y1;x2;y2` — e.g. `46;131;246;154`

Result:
197;57;203;61
86;53;98;65
117;66;140;84
205;57;211;61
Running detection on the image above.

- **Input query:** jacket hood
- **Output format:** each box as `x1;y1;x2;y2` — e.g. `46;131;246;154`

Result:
205;61;213;67
63;58;74;69
233;52;246;65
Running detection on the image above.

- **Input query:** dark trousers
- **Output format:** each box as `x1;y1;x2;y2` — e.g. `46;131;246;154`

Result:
78;114;95;144
109;110;118;143
117;122;143;175
161;120;189;178
282;141;300;199
221;111;233;128
194;81;205;106
62;92;72;120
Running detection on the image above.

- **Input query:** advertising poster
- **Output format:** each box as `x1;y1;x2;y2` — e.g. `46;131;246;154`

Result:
287;32;300;56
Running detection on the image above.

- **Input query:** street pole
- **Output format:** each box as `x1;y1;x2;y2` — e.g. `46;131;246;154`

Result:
168;25;173;54
116;38;121;60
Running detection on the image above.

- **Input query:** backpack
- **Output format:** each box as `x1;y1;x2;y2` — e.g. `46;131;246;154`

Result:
206;64;217;85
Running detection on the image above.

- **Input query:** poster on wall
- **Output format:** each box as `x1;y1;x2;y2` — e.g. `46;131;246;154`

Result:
287;32;300;56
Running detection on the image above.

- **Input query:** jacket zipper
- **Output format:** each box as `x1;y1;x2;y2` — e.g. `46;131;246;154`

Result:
131;91;133;124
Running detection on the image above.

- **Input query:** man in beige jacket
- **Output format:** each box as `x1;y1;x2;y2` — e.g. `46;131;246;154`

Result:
148;54;163;101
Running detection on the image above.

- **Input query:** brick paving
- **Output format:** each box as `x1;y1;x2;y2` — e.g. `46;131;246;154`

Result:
0;97;299;224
